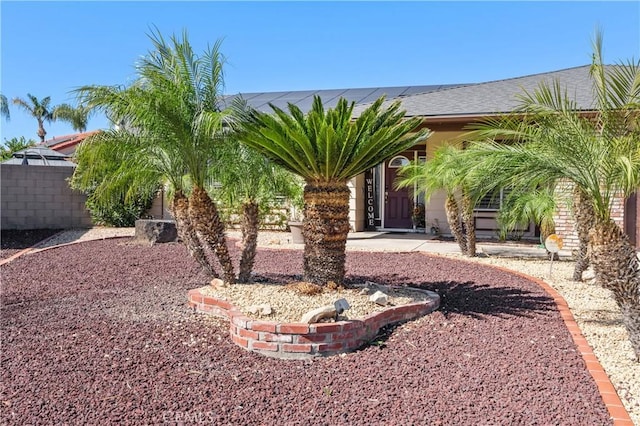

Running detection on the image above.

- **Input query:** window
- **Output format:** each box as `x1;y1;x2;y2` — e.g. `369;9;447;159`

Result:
475;188;511;211
388;156;410;168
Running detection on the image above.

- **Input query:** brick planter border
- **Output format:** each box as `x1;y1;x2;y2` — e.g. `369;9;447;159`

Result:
187;286;440;359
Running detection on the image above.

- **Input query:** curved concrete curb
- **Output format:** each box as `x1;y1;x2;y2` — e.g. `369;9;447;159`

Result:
0;231;67;267
0;234;131;266
422;252;633;426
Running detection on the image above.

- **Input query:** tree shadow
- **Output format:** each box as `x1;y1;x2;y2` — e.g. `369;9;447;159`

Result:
347;275;556;319
0;229;63;251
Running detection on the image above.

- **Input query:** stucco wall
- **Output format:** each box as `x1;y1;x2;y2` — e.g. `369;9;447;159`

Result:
1;164;92;230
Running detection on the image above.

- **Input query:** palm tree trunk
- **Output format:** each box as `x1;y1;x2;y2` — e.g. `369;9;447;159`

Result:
445;194;467;254
590;220;640;361
37;119;46;143
189;186;236;284
460;191;476;257
238;201;259;283
171;191;217;278
303;182;351;286
573;187;596;281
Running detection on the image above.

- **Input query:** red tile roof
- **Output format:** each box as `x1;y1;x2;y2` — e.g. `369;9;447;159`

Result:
43;130;101;153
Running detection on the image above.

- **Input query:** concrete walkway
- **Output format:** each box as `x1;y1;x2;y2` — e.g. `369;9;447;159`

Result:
343;231;572;259
17;227;571;261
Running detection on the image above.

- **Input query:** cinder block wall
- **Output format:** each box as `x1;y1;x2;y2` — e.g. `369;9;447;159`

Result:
1;164;93;230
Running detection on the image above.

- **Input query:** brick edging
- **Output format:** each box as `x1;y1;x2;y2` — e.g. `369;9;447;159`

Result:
188;286;440;359
437;252;634;426
501;267;634;425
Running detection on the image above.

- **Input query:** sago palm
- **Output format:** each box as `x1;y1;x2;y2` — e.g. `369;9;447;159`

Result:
12;94;55;142
464;32;640;360
75;29;235;283
240;96;430;285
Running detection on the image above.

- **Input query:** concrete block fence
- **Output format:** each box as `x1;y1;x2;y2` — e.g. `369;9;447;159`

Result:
1;164;92;230
188;287;440;359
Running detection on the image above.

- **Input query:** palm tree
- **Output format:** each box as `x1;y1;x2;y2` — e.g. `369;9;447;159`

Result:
75;29;235;283
12;94;55;143
240;96;430;285
0;94;10;121
572;186;596;280
53;103;93;132
497;186;556;242
395;144;478;256
463;32;640;360
211;138;302;282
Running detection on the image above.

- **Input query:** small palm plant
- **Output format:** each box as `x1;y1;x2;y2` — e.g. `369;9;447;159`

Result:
497;185;557;243
463;32;640;360
239;96;430;285
75;30;235;282
396;144;478;256
211;138;302;282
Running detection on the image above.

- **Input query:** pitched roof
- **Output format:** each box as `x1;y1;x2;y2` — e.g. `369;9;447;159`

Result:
2;145;75;167
222;84;463;113
43;130;101;152
352;65;597;118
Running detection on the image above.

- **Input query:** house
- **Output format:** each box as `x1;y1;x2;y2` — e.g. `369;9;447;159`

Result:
43;130;101;156
15;66;633;248
227;65;638;249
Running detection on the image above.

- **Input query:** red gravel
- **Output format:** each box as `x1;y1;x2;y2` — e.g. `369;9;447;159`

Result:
1;238;611;425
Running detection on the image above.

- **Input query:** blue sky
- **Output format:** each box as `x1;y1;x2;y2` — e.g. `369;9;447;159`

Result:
1;1;639;144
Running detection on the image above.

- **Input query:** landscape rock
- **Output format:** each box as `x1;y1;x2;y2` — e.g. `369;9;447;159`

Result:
370;290;389;306
300;305;337;323
334;298;351;314
358;285;371;295
210;278;226;288
247;304;273;316
582;267;596;282
134;219;178;244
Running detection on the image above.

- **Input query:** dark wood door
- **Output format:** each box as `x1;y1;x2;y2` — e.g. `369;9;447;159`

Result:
384;166;412;228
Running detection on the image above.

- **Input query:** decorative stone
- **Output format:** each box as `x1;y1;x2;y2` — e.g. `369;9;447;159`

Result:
300;305;337;324
359;286;371;296
582;267;596;282
135;219;178;244
210;278;226;288
247;304;273;316
334;298;350;314
370;290;389;306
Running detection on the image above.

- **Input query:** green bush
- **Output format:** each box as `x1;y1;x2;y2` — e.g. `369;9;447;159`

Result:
84;192;154;227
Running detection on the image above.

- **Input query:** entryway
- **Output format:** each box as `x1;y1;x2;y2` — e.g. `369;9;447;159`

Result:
383;156;412;229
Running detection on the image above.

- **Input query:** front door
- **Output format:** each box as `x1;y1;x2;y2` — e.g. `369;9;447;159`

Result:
384;156;412;229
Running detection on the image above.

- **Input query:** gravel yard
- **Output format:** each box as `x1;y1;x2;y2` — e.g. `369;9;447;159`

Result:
0;230;628;425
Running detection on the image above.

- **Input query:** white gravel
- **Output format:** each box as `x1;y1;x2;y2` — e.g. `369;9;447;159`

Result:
34;227;640;424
